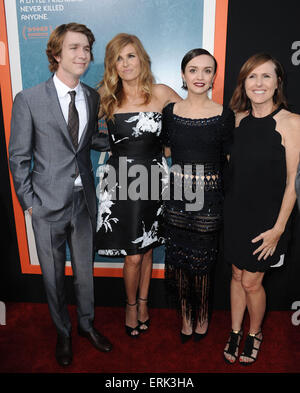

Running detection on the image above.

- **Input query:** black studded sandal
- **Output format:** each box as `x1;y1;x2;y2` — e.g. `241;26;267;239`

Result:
239;331;263;365
223;329;243;364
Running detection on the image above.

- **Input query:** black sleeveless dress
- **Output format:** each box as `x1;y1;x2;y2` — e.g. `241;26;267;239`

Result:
162;103;234;322
223;106;289;272
95;112;166;256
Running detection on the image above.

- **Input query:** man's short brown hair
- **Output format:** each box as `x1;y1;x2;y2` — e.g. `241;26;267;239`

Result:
46;23;95;73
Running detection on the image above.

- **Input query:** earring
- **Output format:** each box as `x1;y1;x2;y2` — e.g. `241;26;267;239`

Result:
182;79;187;89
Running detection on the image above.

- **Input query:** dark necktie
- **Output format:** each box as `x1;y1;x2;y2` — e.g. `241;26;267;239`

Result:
67;90;79;149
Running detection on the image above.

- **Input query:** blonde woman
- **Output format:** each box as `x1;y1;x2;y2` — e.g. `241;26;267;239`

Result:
95;33;180;337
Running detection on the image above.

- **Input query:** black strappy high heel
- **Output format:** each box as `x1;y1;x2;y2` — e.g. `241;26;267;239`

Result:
137;297;150;332
125;301;140;338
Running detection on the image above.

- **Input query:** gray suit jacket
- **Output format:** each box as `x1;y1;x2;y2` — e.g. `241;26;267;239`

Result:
9;76;109;222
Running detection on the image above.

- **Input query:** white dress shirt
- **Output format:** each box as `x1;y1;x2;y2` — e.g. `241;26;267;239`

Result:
53;73;88;186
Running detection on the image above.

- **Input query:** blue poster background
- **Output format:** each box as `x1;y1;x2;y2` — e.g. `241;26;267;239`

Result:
15;0;204;265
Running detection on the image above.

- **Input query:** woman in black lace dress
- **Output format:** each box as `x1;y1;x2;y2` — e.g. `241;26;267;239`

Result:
162;49;234;342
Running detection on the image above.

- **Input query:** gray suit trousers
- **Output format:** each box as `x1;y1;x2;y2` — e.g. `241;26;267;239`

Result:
32;187;94;337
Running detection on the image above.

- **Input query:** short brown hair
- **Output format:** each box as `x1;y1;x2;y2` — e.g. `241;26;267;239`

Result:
230;53;288;112
46;23;95;73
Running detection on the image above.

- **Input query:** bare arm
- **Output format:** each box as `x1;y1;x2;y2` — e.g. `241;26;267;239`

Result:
90;92;111;152
155;84;182;109
274;116;300;231
225;111;248;162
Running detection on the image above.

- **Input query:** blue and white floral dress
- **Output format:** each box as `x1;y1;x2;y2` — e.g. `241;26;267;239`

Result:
95;112;167;256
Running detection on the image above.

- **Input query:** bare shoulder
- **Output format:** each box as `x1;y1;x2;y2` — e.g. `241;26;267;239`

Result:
153;83;174;94
208;100;222;110
283;110;300;125
205;100;223;117
235;110;249;127
276;110;300;148
277;109;300;131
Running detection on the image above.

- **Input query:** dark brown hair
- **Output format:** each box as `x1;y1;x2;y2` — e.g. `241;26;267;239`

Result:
230;53;288;112
46;23;95;73
181;48;217;90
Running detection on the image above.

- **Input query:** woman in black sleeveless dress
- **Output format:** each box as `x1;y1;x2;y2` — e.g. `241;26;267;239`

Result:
162;49;234;342
223;53;300;365
95;33;180;337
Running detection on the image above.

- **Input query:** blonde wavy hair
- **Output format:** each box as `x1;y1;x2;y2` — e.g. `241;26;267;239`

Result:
98;33;155;120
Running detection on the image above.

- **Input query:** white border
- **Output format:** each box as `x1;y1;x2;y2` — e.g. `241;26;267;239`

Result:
203;0;216;99
5;0;39;264
4;0;22;98
202;0;216;54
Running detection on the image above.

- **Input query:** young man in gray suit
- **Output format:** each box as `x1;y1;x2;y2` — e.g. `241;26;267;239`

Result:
9;23;112;366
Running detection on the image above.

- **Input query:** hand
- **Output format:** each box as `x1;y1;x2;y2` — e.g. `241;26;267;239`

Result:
251;227;282;261
28;208;32;216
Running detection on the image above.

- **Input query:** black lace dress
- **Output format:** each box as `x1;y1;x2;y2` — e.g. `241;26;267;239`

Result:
162;103;234;323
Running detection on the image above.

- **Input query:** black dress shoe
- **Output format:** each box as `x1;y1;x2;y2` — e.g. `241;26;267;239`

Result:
78;327;112;352
55;335;72;366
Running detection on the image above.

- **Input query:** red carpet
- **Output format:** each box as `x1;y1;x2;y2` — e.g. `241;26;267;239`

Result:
0;302;299;374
